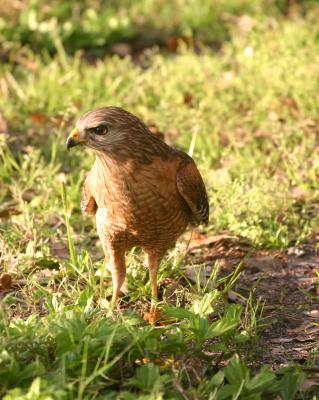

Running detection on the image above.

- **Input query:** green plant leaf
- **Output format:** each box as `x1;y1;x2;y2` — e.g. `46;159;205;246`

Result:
246;366;275;392
280;371;305;400
224;355;248;387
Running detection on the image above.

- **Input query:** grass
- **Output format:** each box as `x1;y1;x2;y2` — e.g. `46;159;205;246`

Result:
1;1;319;398
1;0;316;56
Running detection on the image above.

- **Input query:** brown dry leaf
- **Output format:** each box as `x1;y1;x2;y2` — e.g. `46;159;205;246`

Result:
165;35;192;52
163;280;183;305
287;322;315;335
301;376;319;391
31;112;49;125
1;273;12;289
303;310;319;319
287;244;307;256
270;337;294;344
22;189;36;202
304;325;319;335
166;36;179;52
295;335;317;342
189;232;245;249
183;94;193;106
110;42;132;57
298;118;317;129
271;346;285;355
0;202;19;219
50;240;70;259
46;214;63;227
245;256;285;272
279;95;299;111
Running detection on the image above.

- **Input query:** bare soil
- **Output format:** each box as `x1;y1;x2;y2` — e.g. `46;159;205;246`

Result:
186;232;319;371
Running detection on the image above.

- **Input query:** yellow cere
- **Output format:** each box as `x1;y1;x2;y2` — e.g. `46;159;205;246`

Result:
70;128;79;139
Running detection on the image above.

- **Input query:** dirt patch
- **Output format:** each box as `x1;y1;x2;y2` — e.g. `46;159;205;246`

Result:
186;232;319;368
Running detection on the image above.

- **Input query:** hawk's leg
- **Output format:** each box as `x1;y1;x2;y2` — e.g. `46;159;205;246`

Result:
106;259;128;295
108;246;126;310
145;252;163;323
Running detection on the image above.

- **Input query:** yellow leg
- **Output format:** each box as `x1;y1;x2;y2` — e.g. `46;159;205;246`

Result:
146;252;163;323
150;268;158;314
108;247;126;311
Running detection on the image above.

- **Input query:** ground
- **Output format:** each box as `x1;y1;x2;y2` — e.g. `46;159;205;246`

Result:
1;1;319;399
186;233;319;369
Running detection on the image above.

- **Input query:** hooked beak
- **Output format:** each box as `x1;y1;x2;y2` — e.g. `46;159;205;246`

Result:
66;128;83;151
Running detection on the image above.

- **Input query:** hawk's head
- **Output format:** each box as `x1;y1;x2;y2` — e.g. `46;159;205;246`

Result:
66;106;149;152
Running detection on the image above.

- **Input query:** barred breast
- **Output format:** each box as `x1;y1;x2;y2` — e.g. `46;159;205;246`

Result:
93;155;189;252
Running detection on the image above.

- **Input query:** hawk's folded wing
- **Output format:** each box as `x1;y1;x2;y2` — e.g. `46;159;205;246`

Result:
176;158;209;225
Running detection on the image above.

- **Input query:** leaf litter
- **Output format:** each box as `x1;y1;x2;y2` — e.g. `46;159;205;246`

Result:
185;230;319;375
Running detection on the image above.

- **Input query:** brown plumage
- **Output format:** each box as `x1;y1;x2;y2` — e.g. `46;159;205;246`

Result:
66;106;209;319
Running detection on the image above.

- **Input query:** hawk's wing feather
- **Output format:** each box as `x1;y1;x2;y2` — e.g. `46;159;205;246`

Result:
176;159;209;225
81;173;98;215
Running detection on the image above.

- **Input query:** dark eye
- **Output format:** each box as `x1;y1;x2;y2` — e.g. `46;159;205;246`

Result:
91;125;108;135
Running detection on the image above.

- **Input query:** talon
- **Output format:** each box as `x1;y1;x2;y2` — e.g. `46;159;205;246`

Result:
143;307;161;324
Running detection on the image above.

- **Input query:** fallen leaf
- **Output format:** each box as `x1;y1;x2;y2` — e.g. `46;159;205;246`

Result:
0;205;19;218
279;95;299;112
189;232;249;249
183;94;193;106
110;42;132;57
31;112;49;125
46;214;63;227
1;273;12;289
303;310;319;319
50;240;70;259
163;280;183;305
301;377;319;391
166;36;179;52
245;256;285;272
271;346;285;355
22;189;35;202
270;337;294;344
295;335;317;342
287;246;306;256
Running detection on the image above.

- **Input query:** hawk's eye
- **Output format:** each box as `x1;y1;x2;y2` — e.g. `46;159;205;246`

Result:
91;125;108;135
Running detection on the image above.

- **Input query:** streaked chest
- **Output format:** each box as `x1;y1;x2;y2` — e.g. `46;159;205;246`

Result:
91;156;182;222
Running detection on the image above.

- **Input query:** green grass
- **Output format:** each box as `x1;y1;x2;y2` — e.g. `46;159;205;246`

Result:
1;0;316;56
1;1;319;398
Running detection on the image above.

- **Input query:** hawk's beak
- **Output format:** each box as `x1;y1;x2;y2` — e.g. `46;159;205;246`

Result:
66;128;81;151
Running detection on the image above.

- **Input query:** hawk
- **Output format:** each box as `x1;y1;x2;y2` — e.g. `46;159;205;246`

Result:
66;107;209;321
